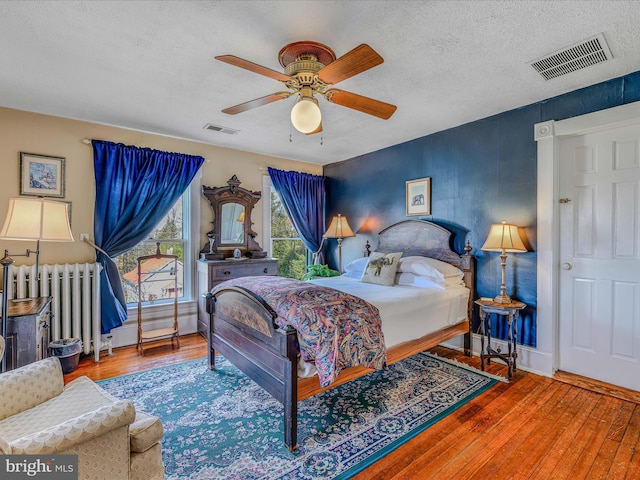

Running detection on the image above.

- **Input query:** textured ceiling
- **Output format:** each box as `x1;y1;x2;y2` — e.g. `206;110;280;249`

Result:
1;1;639;165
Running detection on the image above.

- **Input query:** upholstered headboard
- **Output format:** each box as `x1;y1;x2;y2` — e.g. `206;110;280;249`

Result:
375;219;464;268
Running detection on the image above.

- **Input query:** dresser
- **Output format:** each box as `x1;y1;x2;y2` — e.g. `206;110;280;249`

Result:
197;258;278;337
3;297;52;371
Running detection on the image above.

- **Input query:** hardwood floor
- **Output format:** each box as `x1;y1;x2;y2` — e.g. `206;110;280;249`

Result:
66;334;640;479
64;333;207;383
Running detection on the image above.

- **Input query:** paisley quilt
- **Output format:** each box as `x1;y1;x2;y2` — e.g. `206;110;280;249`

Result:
215;276;386;387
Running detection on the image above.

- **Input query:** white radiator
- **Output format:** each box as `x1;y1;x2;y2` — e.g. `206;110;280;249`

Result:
8;262;108;362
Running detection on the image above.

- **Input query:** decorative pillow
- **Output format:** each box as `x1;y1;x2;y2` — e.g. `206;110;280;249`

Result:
342;257;369;278
395;272;445;290
360;252;403;286
398;256;463;280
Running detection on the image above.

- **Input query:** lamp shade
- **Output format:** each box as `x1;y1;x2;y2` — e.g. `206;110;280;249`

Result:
323;214;355;239
481;221;526;253
291;97;322;134
0;197;74;242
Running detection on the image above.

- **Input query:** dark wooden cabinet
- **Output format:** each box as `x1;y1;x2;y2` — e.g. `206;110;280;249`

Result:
197;258;278;337
3;297;52;371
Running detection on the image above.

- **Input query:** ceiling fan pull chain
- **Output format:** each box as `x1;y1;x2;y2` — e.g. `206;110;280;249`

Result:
289;123;293;143
320;131;323;146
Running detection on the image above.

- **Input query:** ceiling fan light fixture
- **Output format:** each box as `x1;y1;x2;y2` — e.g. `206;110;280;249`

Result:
217;42;396;131
291;97;322;134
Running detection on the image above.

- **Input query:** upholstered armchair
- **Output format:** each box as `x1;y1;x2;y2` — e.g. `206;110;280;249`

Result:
0;353;165;480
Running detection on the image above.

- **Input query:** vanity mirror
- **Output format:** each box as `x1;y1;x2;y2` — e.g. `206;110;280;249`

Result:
201;175;267;259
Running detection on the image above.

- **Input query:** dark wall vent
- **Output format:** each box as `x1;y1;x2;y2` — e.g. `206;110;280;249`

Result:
530;33;613;81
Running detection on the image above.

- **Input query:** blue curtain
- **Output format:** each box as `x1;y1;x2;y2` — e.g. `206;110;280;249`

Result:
268;168;325;259
92;140;204;334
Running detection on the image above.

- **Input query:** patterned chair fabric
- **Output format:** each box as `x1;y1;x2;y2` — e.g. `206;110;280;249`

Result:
0;356;165;480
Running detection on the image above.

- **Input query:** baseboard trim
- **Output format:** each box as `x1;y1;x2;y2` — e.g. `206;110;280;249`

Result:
554;370;640;404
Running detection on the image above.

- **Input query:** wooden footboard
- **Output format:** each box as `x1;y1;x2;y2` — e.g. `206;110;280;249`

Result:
205;287;300;450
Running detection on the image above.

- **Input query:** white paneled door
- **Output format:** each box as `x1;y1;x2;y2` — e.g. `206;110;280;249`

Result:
559;123;640;391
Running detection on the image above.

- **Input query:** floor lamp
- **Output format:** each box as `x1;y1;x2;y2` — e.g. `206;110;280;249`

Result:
481;221;527;304
0;197;74;372
322;214;355;273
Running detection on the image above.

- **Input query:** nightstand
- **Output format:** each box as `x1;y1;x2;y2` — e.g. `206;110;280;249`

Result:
475;298;526;380
3;297;52;371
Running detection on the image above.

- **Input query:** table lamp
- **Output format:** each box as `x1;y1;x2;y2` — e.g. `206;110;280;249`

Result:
0;197;74;372
322;214;355;273
481;221;526;304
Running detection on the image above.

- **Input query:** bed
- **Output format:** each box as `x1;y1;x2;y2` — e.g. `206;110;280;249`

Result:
205;219;475;451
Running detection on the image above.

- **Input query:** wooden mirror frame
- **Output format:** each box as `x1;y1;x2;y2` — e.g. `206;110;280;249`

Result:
200;175;267;260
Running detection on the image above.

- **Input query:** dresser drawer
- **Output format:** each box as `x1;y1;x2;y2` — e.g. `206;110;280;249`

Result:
210;261;278;281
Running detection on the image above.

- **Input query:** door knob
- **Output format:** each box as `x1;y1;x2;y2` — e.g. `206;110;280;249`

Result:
562;262;572;270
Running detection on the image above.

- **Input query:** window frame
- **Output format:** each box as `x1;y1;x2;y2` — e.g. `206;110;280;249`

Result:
262;175;274;257
262;174;310;264
121;171;201;313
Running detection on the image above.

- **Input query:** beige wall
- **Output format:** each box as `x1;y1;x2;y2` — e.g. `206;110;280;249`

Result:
0;107;321;267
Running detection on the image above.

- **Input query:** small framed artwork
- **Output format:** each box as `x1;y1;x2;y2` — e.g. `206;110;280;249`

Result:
20;152;66;198
406;177;431;216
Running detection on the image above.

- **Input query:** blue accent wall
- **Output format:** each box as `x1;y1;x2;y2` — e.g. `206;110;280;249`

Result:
323;70;640;348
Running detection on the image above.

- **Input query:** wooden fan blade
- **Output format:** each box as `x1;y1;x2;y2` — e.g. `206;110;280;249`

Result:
317;44;383;85
216;55;290;82
222;92;291;115
325;89;397;119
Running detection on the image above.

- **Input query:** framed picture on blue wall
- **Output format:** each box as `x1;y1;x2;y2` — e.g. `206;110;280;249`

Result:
406;177;431;216
19;152;66;198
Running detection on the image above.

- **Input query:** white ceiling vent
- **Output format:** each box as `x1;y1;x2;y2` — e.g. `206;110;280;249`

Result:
203;123;239;135
530;33;613;81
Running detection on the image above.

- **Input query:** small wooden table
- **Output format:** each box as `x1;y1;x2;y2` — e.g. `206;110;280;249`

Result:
3;297;52;371
475;298;526;380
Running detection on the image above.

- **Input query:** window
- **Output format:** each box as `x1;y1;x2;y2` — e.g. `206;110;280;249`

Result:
263;175;308;279
116;192;192;305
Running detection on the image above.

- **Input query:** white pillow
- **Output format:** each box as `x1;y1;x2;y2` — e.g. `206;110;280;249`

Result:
343;257;369;278
360;252;403;286
397;256;445;282
445;276;466;286
398;256;463;279
395;272;445;290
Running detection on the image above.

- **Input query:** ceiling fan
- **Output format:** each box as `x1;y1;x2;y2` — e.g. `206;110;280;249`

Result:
215;41;397;134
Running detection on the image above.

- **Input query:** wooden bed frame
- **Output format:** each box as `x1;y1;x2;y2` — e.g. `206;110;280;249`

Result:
205;219;475;451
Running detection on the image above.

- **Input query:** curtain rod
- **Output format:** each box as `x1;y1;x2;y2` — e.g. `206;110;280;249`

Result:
81;138;211;163
260;166;322;175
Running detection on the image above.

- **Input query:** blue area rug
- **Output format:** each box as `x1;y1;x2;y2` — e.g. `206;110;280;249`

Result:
99;353;498;479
